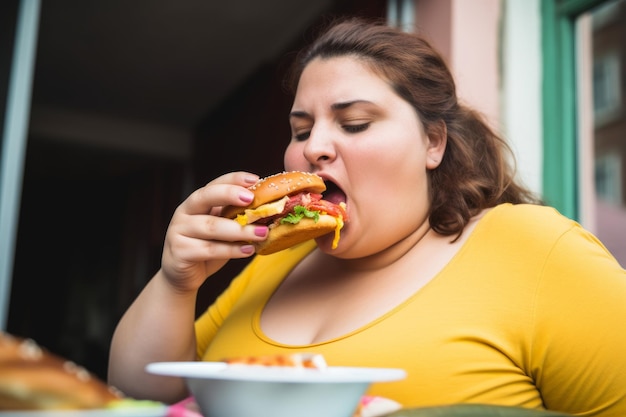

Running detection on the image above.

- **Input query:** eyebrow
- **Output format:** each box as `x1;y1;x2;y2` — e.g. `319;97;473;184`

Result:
332;99;374;110
289;100;375;119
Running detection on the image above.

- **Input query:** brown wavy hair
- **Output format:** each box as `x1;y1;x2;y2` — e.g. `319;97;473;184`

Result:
285;18;541;237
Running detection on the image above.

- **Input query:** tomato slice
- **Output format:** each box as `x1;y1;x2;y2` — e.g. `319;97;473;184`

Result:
278;192;347;222
307;199;348;221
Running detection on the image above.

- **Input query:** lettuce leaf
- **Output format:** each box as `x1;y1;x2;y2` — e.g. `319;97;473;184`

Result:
280;205;320;224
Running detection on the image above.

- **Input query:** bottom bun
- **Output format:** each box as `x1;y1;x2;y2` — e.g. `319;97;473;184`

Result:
255;214;338;255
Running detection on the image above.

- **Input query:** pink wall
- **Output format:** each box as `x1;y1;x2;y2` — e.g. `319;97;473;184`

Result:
595;199;626;267
416;0;501;127
414;0;453;61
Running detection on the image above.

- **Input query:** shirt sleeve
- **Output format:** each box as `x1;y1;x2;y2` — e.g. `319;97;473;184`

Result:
530;224;626;416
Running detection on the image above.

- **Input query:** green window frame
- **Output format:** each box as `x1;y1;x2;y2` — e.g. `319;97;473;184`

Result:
541;0;607;220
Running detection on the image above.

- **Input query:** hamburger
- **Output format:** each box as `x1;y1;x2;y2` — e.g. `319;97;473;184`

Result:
0;331;123;410
222;171;348;255
0;332;164;411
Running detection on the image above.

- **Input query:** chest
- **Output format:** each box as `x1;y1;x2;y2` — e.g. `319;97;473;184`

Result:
260;235;464;345
202;271;541;408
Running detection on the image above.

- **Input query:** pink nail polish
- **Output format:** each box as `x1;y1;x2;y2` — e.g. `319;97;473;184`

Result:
241;245;255;254
244;175;259;184
254;226;268;237
240;191;254;203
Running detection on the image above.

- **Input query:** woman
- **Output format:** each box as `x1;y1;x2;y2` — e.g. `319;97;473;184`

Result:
109;19;626;415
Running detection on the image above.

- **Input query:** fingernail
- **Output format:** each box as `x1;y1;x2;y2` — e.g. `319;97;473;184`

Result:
240;245;255;254
244;175;259;184
239;191;254;203
254;226;268;237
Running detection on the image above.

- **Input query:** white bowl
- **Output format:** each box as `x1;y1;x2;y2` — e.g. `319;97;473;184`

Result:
146;362;406;417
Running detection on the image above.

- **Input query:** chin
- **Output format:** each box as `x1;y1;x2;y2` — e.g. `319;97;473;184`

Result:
314;233;357;259
315;234;343;254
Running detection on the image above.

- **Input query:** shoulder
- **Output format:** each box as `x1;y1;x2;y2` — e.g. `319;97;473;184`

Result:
480;203;578;243
473;203;623;269
486;203;574;226
481;203;622;277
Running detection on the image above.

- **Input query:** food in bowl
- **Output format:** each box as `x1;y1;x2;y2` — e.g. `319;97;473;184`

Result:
222;352;327;369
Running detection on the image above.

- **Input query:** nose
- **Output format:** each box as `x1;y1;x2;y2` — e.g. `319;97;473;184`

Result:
303;124;336;168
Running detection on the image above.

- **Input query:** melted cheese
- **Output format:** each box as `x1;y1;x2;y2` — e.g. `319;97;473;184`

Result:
332;215;344;249
235;196;289;225
331;203;347;249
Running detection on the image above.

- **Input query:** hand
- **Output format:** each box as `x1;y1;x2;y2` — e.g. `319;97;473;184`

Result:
160;171;267;292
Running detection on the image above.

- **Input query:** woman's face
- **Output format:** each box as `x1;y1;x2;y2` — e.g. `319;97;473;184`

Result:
284;56;445;259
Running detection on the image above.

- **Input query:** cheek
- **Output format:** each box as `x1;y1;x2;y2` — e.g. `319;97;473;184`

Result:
349;143;428;207
283;142;304;171
356;137;424;176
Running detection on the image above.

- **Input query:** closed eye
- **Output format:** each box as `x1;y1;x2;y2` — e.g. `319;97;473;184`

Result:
293;131;311;141
343;123;370;134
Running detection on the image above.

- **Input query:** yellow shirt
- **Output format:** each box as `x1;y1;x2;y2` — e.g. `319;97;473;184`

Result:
195;203;626;416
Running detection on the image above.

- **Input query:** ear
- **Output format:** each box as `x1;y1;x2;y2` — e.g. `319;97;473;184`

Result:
426;120;447;170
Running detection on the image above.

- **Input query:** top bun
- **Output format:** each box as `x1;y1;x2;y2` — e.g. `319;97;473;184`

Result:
222;171;326;219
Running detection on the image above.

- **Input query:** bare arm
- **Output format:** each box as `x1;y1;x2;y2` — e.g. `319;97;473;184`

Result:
108;172;267;403
108;270;197;403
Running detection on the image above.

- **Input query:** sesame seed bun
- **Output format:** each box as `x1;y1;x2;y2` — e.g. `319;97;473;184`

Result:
222;171;326;219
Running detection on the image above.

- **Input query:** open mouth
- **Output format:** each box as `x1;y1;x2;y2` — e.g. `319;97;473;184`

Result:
322;180;347;206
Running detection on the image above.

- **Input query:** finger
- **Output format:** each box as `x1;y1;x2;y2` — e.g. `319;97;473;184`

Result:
172;213;268;244
211;171;260;188
166;234;259;262
181;172;259;216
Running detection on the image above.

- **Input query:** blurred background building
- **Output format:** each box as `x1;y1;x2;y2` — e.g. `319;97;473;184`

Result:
1;0;624;380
